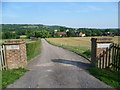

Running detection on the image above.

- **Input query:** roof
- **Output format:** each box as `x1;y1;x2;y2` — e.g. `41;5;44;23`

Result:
57;32;67;35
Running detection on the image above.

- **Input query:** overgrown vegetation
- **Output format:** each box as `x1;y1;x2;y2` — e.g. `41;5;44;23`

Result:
26;39;41;61
87;68;120;88
2;68;29;88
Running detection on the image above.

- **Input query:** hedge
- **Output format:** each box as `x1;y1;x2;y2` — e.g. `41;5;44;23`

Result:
26;39;41;61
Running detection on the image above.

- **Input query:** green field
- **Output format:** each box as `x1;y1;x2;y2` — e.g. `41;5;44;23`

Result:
46;36;119;58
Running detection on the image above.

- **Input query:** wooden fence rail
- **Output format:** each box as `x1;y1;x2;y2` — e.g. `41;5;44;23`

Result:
0;45;7;70
97;43;120;71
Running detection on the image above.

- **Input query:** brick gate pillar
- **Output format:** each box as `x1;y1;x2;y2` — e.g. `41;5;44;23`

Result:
91;38;112;67
3;39;27;69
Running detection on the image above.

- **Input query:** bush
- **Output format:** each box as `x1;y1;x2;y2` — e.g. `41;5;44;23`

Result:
26;39;41;61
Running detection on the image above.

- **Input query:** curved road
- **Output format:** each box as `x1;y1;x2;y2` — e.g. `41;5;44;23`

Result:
8;39;111;88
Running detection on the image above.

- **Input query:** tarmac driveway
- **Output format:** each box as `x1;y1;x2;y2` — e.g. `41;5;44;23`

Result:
8;39;111;88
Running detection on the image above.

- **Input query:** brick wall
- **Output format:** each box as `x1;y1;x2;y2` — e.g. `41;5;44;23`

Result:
4;40;27;69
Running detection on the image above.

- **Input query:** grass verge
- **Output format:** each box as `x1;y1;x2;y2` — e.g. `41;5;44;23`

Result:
0;71;2;89
46;39;91;59
87;68;120;89
26;39;41;61
2;68;29;88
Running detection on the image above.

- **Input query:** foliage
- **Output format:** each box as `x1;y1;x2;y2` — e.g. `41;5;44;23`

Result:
35;30;49;38
2;68;29;88
2;31;20;39
26;31;35;38
87;68;120;88
26;30;49;38
26;39;41;61
67;30;76;37
2;24;119;38
15;30;26;35
59;27;66;32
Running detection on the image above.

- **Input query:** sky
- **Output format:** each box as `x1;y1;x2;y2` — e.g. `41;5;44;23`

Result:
2;2;118;28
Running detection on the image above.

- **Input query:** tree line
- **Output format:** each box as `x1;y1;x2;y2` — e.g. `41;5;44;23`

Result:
1;24;119;39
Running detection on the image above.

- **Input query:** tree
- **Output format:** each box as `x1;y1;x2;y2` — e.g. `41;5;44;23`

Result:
34;30;50;38
67;30;76;37
26;31;35;38
59;27;66;32
38;30;49;38
2;31;20;39
15;30;26;35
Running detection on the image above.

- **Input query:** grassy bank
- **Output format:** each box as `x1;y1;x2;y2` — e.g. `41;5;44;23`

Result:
46;36;119;58
46;38;91;58
2;68;29;88
1;39;41;88
26;39;41;61
87;68;120;88
0;71;1;89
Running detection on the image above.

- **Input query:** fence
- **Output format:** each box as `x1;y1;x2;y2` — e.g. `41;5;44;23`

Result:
0;45;8;70
0;39;27;70
97;43;120;71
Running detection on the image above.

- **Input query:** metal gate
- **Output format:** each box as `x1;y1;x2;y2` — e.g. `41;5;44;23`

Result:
0;45;7;70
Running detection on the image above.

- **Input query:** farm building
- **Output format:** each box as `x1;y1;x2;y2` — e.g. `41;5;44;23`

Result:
75;32;86;37
56;32;67;37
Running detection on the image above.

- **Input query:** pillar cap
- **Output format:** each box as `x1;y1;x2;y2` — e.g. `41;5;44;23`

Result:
91;37;112;43
3;39;26;45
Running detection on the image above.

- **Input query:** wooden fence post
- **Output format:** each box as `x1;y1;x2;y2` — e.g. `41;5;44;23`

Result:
91;38;97;67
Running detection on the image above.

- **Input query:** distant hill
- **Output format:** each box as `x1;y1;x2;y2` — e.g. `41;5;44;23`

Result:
1;24;118;33
1;24;119;37
2;24;68;32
